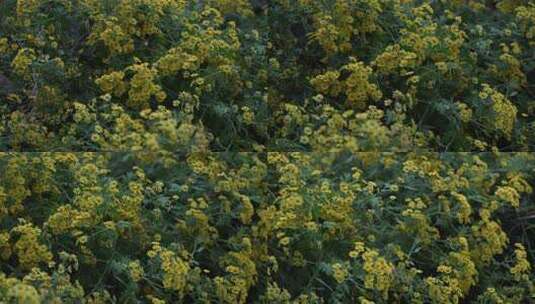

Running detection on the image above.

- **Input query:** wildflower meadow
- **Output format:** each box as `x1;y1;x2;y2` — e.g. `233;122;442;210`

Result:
0;1;534;303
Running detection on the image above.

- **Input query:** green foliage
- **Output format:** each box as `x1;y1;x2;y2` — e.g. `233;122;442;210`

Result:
0;0;534;150
1;1;535;303
0;153;533;303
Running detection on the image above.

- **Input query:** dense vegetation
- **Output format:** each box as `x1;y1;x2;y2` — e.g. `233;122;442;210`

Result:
0;0;534;303
0;152;533;303
0;0;534;151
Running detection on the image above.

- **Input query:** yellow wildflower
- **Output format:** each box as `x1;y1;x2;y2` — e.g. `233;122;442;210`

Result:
11;48;35;76
495;186;520;208
510;243;531;281
331;263;349;283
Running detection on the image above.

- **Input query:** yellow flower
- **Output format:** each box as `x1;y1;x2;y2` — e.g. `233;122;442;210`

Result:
6;283;40;304
0;232;11;260
451;192;472;224
11;221;53;270
311;59;382;109
495;186;520;208
262;282;291;302
351;241;366;258
94;19;134;54
127;63;164;109
331;263;349;283
479;84;517;139
129;260;145;282
455;102;473;123
510;243;531;281
16;0;40;16
239;195;254;224
95;71;127;96
471;220;508;264
425;276;462;304
361;249;394;298
437;265;452;274
435;61;448;74
241;106;255;125
207;0;254;16
279;237;290;246
11;48;35;77
151;245;190;294
0;38;9;53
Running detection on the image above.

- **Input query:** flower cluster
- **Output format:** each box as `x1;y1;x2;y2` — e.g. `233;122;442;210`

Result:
311;58;382;109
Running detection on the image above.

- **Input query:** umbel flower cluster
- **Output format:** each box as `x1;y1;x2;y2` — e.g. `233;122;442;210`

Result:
0;0;535;303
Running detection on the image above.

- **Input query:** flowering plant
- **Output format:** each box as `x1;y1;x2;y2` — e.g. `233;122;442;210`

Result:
0;152;533;302
0;1;534;303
